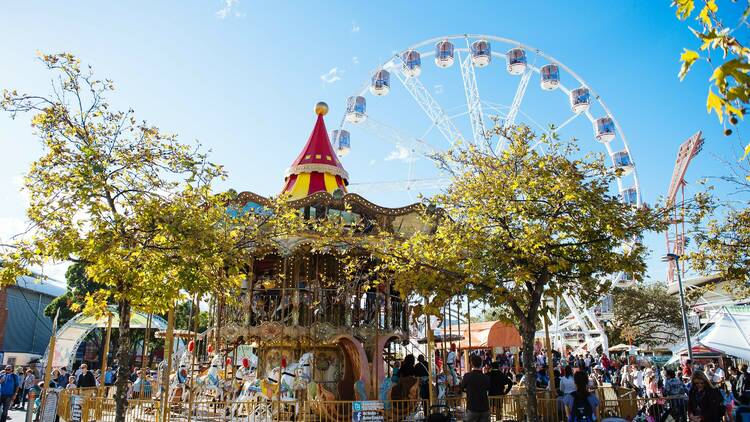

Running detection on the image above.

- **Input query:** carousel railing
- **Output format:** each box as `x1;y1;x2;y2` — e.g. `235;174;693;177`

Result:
51;386;690;422
220;288;408;332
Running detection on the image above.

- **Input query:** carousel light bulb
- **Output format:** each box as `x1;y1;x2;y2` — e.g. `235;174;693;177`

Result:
315;101;329;116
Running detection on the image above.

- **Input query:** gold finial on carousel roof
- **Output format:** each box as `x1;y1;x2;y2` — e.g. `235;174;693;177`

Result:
315;101;329;116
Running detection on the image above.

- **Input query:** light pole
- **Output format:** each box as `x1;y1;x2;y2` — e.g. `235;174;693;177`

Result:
662;253;693;361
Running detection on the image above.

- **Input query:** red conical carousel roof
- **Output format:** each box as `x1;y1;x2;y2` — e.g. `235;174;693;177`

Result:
282;103;348;200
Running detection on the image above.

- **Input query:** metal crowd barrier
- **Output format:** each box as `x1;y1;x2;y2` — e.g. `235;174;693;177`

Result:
48;387;690;422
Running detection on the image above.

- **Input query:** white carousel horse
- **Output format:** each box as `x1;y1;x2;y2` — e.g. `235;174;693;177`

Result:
277;352;314;400
194;354;229;401
167;347;192;403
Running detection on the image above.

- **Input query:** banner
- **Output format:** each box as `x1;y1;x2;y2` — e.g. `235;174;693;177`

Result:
352;401;384;422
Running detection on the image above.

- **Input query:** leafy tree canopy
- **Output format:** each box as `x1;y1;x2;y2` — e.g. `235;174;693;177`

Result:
608;282;687;347
370;126;666;421
674;0;750;158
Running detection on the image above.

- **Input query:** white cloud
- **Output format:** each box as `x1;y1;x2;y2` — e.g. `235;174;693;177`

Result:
320;67;343;84
351;21;360;33
385;145;416;163
352;56;359;65
369;159;376;166
434;84;444;94
216;0;239;19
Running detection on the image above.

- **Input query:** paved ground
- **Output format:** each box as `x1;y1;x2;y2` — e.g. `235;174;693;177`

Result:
7;407;31;420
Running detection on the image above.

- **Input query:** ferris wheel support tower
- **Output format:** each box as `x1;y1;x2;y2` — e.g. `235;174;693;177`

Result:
665;131;704;284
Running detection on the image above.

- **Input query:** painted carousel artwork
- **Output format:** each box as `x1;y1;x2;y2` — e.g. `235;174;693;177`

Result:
161;103;430;421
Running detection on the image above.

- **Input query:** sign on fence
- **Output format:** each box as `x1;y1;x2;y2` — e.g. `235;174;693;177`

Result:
352;400;384;422
70;395;83;422
41;390;59;422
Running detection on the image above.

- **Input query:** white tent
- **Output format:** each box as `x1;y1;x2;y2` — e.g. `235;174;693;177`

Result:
668;306;750;364
699;306;750;361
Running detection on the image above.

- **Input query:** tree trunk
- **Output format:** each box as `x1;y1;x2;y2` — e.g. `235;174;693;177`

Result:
114;298;131;422
521;321;538;422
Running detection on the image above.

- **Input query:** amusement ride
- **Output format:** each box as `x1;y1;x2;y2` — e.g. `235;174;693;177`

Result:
44;34;647;421
333;34;642;357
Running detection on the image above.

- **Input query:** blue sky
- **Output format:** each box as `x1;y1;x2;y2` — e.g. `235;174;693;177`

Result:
0;1;745;283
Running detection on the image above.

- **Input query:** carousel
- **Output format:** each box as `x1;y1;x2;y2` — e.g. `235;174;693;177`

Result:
164;102;429;421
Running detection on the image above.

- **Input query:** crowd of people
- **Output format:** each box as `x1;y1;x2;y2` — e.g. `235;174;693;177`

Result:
389;346;750;422
0;365;39;421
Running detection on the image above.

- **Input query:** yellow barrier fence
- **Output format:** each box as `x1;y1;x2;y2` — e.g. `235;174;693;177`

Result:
50;388;689;422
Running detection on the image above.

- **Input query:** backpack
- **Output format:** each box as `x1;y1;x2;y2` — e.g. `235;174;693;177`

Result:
570;391;593;422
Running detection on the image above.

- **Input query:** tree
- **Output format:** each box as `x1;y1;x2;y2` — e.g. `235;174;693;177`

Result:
373;126;665;421
0;53;306;421
607;283;687;347
674;0;750;155
44;263;106;325
688;166;750;297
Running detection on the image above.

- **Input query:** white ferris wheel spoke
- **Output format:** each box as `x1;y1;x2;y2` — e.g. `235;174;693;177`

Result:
562;294;597;350
357;115;439;159
458;47;488;147
497;68;534;152
386;61;465;147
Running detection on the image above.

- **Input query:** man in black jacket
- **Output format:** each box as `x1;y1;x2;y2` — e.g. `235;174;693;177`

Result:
461;354;490;422
76;364;96;388
487;362;513;396
736;364;750;406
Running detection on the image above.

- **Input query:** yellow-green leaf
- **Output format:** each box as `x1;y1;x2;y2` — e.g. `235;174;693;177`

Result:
706;89;724;122
679;49;700;80
742;142;750;161
674;0;695;20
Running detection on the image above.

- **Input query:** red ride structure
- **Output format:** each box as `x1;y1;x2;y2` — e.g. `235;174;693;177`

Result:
665;131;704;284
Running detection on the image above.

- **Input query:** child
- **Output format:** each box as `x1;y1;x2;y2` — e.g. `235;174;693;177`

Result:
66;376;77;390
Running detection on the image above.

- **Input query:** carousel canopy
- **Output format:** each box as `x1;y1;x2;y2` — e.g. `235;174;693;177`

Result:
282;103;349;200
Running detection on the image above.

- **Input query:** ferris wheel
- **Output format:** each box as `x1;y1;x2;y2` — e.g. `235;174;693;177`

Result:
331;34;643;354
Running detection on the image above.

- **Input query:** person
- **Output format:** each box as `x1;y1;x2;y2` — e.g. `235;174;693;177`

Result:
415;355;430;400
687;370;724;422
734;364;749;406
57;367;68;388
664;369;688;422
11;368;22;410
132;369;152;399
0;366;17;422
76;364;96;388
461;354;490;422
563;370;599;422
103;366;114;386
49;369;60;388
682;359;693;378
706;362;724;386
560;366;577;396
633;366;645;397
399;355;416;378
129;367;139;383
20;369;35;410
446;344;459;386
645;370;659;398
65;376;76;390
488;362;513;396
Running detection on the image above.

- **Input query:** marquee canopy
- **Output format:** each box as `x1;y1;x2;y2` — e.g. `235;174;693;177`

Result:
435;321;521;349
44;306;167;370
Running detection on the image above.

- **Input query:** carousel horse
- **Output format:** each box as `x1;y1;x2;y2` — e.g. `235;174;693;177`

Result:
229;353;263;417
278;352;314;399
195;354;230;401
167;347;192;403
